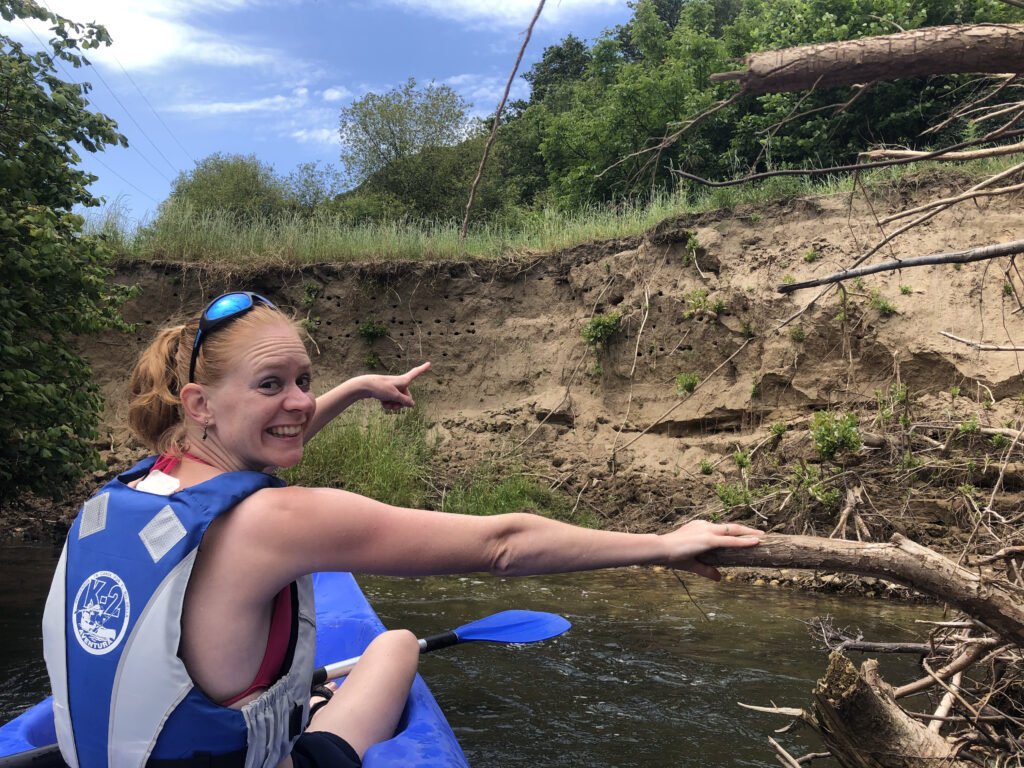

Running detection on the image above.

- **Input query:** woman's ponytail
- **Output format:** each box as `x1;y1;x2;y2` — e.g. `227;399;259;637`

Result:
127;324;192;453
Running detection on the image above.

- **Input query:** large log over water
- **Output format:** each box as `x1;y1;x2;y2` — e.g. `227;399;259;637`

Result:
701;534;1024;644
710;24;1024;95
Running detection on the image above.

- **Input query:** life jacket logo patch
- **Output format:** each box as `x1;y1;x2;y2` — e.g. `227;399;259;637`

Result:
72;570;131;655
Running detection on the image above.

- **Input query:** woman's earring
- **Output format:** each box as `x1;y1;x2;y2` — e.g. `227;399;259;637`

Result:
202;419;209;441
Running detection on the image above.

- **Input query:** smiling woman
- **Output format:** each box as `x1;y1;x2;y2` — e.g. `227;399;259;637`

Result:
39;290;763;768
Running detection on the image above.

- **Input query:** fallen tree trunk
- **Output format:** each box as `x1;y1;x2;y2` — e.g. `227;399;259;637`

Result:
711;24;1024;95
812;653;972;768
701;533;1024;644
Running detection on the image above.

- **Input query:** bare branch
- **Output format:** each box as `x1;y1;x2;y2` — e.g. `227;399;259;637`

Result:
860;140;1024;163
460;0;545;240
939;331;1024;352
776;239;1024;294
879;180;1024;225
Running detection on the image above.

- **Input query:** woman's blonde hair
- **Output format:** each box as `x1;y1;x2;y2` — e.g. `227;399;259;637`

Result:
127;304;297;453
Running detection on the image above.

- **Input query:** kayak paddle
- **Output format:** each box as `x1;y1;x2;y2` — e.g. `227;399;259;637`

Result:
313;609;571;684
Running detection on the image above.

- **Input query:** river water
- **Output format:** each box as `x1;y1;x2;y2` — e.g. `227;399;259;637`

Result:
1;543;941;766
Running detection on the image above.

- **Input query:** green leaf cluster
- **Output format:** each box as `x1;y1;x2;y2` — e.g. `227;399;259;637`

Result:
1;0;132;503
810;411;861;461
581;311;623;350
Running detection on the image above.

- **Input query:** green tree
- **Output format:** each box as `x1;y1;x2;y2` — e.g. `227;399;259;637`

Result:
338;77;470;185
523;34;592;105
284;160;346;214
161;152;289;221
0;0;133;504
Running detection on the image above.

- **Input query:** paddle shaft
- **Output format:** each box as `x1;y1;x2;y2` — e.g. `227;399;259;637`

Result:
312;630;459;685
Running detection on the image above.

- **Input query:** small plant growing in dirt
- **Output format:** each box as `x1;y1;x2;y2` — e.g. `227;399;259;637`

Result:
782;274;796;285
675;372;699;395
364;351;381;370
789;325;806;342
900;450;920;469
899;284;913;295
682;288;710;320
803;249;821;263
581;311;622;349
992;433;1010;450
699;458;714;475
715;482;752;509
770;422;788;439
711;298;726;315
870;291;897;316
681;233;701;267
950;385;961;400
810;411;861;461
300;316;320;336
1003;281;1015;297
958;416;980;436
301;281;322;309
358;319;388;343
732;450;751;470
741;320;755;338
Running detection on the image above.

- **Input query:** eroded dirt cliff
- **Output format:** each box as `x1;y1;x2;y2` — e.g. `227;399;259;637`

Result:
9;181;1024;558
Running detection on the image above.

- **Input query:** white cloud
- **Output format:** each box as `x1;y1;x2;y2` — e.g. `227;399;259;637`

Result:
291;127;337;146
19;0;282;72
444;72;530;113
322;86;352;103
378;0;623;27
170;88;309;115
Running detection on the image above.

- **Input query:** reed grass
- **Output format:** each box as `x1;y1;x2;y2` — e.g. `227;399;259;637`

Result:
282;403;580;520
90;156;1021;268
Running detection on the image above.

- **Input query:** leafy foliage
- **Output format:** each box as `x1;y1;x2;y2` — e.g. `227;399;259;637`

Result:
581;311;623;349
0;0;133;503
162;152;290;221
338;77;470;185
810;411;861;461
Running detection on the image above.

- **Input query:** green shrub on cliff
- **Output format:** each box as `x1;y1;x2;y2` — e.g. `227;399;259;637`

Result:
0;1;133;504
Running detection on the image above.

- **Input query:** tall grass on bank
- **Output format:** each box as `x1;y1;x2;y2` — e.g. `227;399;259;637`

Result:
282;403;581;521
283;403;434;508
92;157;1021;268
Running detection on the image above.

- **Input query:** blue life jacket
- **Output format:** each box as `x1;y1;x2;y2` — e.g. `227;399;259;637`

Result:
42;457;317;768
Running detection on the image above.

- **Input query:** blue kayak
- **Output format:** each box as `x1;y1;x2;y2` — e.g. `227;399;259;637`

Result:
0;571;469;767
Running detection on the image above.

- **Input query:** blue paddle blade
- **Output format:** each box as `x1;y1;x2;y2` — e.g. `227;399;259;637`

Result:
453;610;571;644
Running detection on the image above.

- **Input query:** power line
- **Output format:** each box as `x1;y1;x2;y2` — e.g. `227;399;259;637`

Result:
22;12;175;184
17;18;163;206
109;50;196;167
86;153;163;205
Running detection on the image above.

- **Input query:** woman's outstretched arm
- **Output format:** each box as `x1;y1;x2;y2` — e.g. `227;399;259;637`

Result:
304;362;432;442
225;486;763;598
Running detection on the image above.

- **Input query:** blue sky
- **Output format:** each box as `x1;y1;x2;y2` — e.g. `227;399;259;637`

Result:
5;0;633;224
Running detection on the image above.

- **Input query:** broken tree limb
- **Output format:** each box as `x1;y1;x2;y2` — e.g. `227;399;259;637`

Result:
894;640;1005;699
710;24;1024;96
879;180;1024;225
776;239;1024;294
860;140;1024;163
938;331;1024;351
812;654;973;768
701;534;1024;644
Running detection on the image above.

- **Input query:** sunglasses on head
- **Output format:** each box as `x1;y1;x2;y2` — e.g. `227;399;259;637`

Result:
188;292;276;383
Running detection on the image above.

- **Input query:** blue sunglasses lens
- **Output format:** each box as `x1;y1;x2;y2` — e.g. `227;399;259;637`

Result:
205;293;255;322
190;292;275;382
